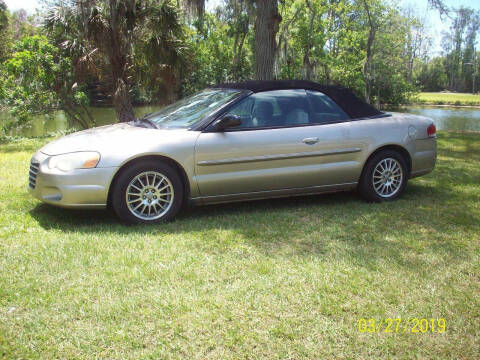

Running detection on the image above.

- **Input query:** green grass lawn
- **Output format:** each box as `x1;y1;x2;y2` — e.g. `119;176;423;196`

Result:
1;133;479;359
414;92;480;106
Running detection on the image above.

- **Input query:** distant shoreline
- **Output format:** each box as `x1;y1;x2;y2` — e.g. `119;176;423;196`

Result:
383;103;480;110
403;103;480;109
406;92;480;108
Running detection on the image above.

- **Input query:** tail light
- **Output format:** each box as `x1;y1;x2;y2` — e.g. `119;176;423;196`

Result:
427;123;436;137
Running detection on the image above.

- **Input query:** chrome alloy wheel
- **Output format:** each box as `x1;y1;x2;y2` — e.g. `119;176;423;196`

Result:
372;157;403;198
125;171;174;220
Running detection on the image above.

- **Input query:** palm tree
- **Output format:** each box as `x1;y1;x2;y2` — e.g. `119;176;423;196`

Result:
46;0;187;122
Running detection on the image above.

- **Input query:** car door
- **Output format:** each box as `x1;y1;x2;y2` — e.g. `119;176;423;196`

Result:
194;89;365;197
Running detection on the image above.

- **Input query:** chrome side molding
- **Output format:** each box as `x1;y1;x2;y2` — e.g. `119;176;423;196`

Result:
197;148;362;166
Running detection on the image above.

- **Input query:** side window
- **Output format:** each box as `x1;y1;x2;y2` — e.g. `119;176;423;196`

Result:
227;96;254;117
307;91;349;124
223;89;312;129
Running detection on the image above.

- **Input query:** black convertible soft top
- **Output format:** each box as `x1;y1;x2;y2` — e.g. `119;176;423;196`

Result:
211;80;383;119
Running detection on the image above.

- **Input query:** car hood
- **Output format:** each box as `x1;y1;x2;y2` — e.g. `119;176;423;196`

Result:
40;123;191;156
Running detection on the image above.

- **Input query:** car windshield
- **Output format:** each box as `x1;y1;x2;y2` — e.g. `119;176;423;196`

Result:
145;89;243;129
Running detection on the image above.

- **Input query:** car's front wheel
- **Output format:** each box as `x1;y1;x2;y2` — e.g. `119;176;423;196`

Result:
359;150;408;202
111;161;184;224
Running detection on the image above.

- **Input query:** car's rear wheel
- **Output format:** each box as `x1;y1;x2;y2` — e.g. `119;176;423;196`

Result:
111;161;184;224
359;149;408;202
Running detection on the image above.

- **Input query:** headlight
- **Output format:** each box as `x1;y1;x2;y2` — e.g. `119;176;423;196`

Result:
48;152;100;172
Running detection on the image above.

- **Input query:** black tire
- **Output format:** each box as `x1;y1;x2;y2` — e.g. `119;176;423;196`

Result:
358;149;408;202
111;160;184;224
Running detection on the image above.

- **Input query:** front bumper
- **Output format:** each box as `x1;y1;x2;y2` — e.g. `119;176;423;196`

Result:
28;151;118;209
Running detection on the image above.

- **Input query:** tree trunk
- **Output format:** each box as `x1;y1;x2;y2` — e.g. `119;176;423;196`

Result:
254;0;281;80
303;0;316;80
361;0;376;104
274;5;301;78
363;26;375;104
113;78;136;122
304;55;314;80
108;0;136;122
233;29;248;79
323;64;330;85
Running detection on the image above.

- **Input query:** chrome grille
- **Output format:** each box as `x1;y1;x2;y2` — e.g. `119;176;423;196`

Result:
29;161;39;189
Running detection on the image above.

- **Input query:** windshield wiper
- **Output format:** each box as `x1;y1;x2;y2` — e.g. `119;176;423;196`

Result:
133;113;158;129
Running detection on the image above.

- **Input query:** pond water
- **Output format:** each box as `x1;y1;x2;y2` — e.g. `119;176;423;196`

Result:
0;105;163;138
393;106;480;132
1;104;480;137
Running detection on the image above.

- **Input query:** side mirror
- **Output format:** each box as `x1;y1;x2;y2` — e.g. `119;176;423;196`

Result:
213;115;242;131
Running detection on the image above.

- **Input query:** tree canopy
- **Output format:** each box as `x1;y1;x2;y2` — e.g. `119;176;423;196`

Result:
0;0;478;130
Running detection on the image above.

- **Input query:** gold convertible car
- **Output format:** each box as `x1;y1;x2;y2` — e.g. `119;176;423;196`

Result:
29;80;437;223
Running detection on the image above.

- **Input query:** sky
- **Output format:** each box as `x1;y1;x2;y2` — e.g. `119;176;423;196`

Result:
398;0;480;55
4;0;39;12
5;0;480;56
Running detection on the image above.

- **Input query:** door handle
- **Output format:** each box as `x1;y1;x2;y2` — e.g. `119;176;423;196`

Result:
302;137;319;145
